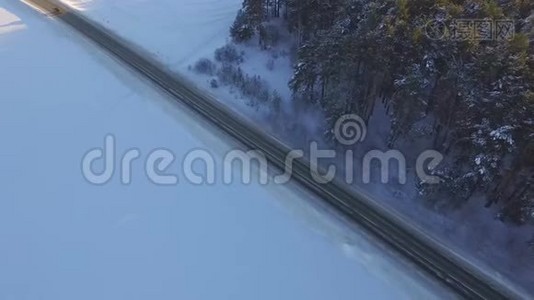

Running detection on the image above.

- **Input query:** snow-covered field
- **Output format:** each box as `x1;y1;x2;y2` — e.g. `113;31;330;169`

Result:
67;0;242;68
62;0;296;118
0;1;446;299
59;0;534;293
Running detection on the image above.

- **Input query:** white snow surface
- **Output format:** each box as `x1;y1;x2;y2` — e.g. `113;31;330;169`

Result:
64;0;296;117
0;1;446;299
48;0;534;294
68;0;242;68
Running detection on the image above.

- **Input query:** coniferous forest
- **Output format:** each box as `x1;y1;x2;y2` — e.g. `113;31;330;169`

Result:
230;0;534;225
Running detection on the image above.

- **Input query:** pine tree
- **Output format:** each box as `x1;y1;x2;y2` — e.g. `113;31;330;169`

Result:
230;9;255;42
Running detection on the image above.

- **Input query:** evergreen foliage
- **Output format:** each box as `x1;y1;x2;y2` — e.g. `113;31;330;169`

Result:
232;0;534;224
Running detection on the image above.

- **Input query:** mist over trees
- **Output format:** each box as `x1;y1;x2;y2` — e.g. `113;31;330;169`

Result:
231;0;534;225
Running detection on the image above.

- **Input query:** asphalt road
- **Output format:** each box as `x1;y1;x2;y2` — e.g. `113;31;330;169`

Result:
24;1;528;298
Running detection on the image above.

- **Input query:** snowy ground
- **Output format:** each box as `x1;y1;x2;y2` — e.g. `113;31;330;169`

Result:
30;0;532;294
62;0;534;293
61;0;295;119
66;0;242;68
0;1;447;299
64;0;534;290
